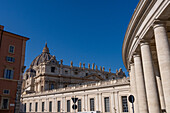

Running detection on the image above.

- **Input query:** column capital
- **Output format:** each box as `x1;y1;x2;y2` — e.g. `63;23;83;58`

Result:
140;39;151;46
133;52;140;58
153;20;166;29
129;61;134;66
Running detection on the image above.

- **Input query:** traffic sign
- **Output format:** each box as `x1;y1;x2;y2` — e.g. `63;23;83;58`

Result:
72;97;78;103
128;95;135;103
72;104;77;110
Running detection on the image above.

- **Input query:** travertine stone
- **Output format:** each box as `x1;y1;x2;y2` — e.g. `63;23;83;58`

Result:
156;76;166;110
154;62;166;110
114;92;119;113
129;63;139;113
153;23;170;113
140;41;161;113
133;54;148;113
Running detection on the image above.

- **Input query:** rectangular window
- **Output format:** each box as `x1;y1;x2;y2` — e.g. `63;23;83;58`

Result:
35;102;38;112
9;45;15;53
24;103;26;112
86;73;88;76
4;69;14;79
6;56;15;63
67;100;70;112
51;67;55;73
49;101;52;112
3;89;10;95
122;96;128;112
50;84;54;90
1;98;9;109
42;102;44;112
57;101;61;112
29;103;32;112
78;99;81;112
90;98;95;111
104;97;110;112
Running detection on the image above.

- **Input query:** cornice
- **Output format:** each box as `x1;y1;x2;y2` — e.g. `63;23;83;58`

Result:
122;0;156;70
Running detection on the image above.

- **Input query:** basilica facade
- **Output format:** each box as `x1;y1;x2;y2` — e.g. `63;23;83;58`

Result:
22;43;126;94
21;44;130;113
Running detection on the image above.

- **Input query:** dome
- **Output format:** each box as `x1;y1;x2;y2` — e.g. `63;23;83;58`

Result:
26;68;36;73
30;43;53;67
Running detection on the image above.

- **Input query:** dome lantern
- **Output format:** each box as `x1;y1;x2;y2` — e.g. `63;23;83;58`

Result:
42;43;49;53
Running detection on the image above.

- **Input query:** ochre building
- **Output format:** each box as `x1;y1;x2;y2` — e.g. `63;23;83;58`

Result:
0;25;29;113
122;0;170;113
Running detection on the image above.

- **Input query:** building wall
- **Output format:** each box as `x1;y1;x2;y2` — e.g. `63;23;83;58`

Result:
0;26;29;113
21;78;130;113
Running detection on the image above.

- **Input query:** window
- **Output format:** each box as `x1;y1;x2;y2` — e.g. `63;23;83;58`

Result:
4;69;14;79
90;98;95;111
57;101;61;112
3;90;10;95
41;86;44;91
50;84;54;90
78;99;81;112
65;70;68;74
24;103;26;112
26;74;29;80
67;100;70;112
74;69;78;75
104;97;110;112
6;56;15;63
35;102;38;112
29;103;32;112
49;101;52;112
86;73;88;76
9;45;15;53
51;67;55;73
42;102;44;112
122;96;128;112
1;98;9;109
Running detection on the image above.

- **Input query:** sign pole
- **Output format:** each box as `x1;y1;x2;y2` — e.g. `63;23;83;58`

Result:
128;95;135;113
132;102;134;113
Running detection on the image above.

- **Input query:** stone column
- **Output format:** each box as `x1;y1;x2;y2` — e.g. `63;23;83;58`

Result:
114;91;119;113
133;54;148;113
46;98;49;112
99;93;102;112
140;41;161;113
82;95;85;112
95;93;99;111
62;97;66;112
153;21;170;113
154;62;166;111
129;63;139;113
85;94;88;111
111;92;115;113
39;99;42;112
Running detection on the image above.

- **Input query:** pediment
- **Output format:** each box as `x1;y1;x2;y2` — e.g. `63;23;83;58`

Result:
83;74;104;80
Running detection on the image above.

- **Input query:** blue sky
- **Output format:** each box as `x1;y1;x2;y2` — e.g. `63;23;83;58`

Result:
0;0;139;75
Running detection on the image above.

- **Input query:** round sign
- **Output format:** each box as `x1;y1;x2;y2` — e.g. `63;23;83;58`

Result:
128;95;135;103
72;104;77;110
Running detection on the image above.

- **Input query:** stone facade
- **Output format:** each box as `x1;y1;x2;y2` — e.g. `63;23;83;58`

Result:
21;78;130;113
22;43;126;94
122;0;170;113
21;43;129;113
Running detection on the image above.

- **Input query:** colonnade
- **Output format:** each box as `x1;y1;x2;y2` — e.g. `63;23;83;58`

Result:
129;21;170;113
